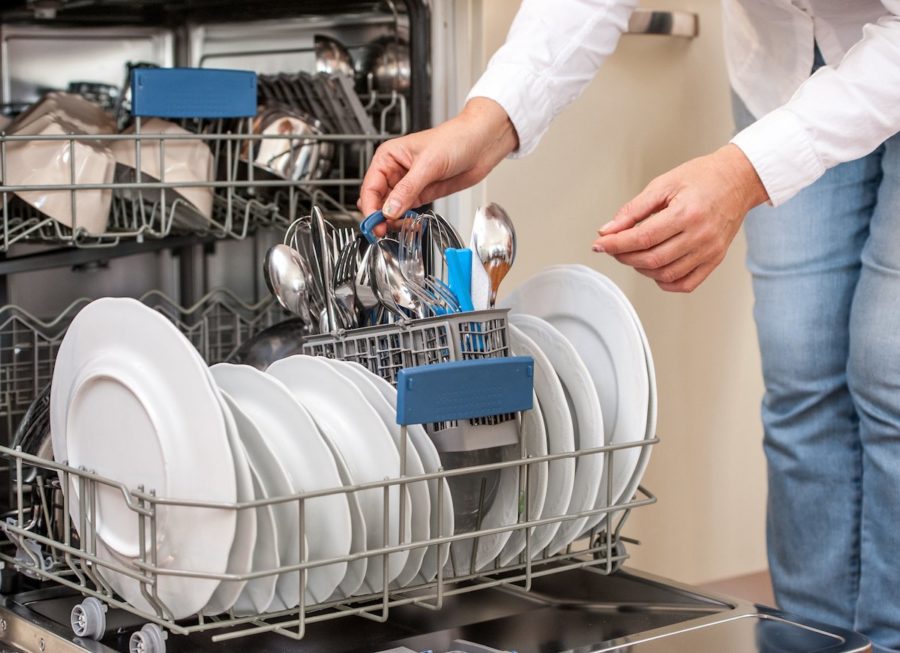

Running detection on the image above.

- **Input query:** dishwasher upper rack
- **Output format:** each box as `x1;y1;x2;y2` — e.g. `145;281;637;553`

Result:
0;289;285;448
0;427;657;649
0;78;408;252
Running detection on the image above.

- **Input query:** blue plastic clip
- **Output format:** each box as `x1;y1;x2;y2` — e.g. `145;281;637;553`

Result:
396;357;534;426
131;68;257;119
360;209;419;244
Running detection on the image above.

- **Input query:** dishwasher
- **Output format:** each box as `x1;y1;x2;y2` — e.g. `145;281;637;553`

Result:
0;1;872;652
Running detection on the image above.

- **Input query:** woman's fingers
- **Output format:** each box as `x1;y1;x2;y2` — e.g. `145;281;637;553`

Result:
613;232;694;273
655;259;719;293
598;180;672;236
594;206;683;256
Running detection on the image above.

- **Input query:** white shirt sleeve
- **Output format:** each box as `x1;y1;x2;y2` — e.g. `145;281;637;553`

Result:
731;1;900;206
467;0;638;158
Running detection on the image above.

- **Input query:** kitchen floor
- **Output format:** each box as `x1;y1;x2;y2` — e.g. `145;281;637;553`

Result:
700;570;776;607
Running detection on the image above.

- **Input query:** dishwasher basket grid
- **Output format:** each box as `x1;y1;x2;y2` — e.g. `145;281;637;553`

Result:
0;290;284;449
303;310;516;434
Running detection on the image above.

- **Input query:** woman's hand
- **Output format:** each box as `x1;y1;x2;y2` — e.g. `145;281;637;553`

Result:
594;144;769;292
359;97;518;236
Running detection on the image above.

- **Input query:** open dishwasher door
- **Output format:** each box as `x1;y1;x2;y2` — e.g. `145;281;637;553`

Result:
0;567;870;652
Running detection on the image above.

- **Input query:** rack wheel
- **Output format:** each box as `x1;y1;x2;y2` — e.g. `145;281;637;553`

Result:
70;597;107;640
608;540;627;573
129;623;167;653
591;535;627;573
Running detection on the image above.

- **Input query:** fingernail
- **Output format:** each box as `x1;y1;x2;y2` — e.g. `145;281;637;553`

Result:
593;243;604;253
599;221;614;234
383;200;399;217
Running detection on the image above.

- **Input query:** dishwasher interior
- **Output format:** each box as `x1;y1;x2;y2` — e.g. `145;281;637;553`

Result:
0;1;874;652
0;566;872;653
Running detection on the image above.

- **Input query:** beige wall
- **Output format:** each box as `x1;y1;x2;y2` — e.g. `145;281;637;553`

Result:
476;0;768;584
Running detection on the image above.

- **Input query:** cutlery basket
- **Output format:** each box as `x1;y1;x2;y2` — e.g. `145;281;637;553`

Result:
302;309;518;451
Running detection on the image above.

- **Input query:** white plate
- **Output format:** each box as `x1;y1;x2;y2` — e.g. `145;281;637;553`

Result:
502;267;649;531
560;265;656;520
267;356;411;593
202;394;257;615
210;364;351;605
497;389;550;566
505;324;576;559
327;360;430;589
322;440;368;599
49;298;236;619
232;467;280;616
361;365;454;583
220;391;287;615
508;314;605;554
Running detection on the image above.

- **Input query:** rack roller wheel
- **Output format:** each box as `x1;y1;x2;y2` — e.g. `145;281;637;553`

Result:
70;597;107;640
129;623;167;653
591;535;627;573
608;539;627;573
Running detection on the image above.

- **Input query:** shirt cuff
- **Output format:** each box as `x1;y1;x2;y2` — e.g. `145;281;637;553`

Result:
730;108;826;207
467;63;553;159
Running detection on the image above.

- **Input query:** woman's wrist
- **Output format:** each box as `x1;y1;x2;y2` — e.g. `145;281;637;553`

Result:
459;97;519;158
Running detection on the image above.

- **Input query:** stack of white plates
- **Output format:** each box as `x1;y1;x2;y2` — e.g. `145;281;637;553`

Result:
494;264;658;562
446;265;656;572
49;297;453;619
48;265;656;615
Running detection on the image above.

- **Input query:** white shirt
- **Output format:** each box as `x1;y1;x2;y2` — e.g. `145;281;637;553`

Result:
467;0;900;206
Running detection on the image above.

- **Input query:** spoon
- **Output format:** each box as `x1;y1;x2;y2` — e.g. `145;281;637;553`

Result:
370;239;427;318
471;203;516;307
263;244;313;325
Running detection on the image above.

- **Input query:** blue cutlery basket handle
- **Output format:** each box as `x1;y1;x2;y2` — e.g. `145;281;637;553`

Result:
131;68;257;119
395;357;534;426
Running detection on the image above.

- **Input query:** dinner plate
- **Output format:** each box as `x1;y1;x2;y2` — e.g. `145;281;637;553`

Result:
210;364;351;606
497;391;550;566
504;324;576;559
232;468;279;616
508;314;605;554
361;364;454;583
267;355;411;593
323;440;369;598
75;390;253;619
502;267;649;531
220;390;288;614
50;297;236;619
562;265;657;521
327;360;430;589
201;394;257;616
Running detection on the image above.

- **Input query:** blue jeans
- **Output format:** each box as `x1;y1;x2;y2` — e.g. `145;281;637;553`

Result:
733;97;900;652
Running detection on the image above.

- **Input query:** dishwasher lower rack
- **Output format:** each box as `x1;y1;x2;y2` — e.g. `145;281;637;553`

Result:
0;433;657;650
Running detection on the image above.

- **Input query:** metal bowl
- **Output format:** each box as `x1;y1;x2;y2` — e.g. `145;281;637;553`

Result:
242;105;333;182
314;35;354;78
355;37;411;95
229;318;308;370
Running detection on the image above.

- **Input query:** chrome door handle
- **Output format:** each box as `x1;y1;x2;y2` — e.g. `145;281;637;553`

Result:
626;9;699;38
